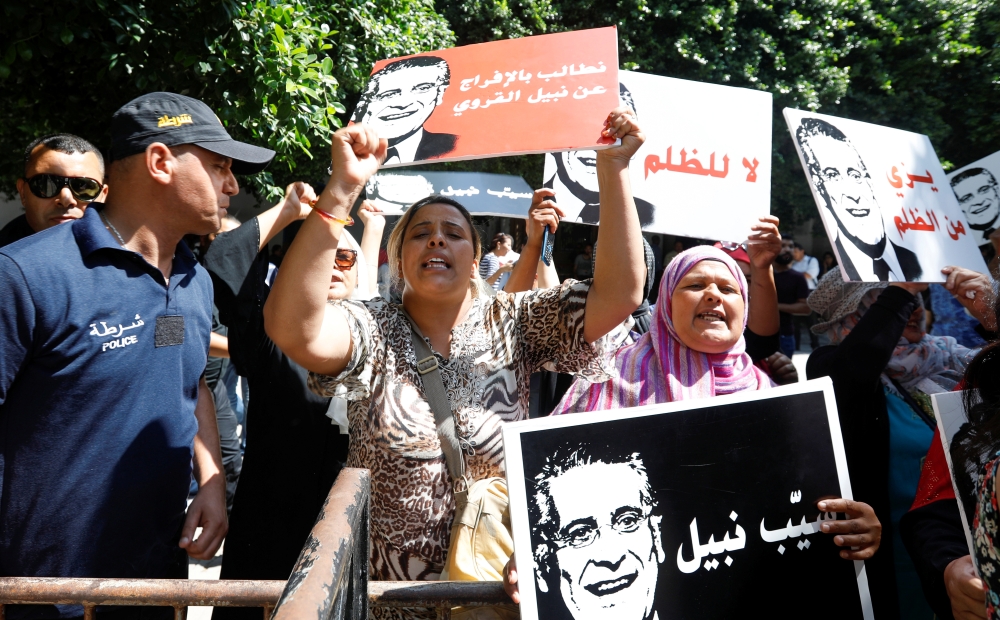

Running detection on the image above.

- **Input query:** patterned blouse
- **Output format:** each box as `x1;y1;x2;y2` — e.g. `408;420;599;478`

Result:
975;454;1000;618
308;280;620;620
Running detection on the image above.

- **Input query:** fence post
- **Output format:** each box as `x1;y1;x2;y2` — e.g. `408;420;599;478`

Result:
271;468;371;620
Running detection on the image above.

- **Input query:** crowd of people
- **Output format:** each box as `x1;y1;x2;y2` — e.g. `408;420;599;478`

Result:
1;90;1000;620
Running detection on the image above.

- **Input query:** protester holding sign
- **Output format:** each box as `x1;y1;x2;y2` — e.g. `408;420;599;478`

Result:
552;242;779;410
902;427;986;619
263;107;646;616
943;286;1000;620
202;186;387;620
805;266;994;619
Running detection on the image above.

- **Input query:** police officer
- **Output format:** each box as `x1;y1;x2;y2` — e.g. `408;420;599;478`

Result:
0;92;274;619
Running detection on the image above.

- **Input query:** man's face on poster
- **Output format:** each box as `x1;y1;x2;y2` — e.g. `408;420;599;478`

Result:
560;150;600;194
361;64;448;142
952;171;1000;230
808;134;885;247
542;462;664;620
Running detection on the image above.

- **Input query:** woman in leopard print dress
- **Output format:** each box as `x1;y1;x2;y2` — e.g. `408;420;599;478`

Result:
265;110;646;619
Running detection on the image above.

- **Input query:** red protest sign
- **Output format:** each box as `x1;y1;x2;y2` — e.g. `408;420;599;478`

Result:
351;27;620;167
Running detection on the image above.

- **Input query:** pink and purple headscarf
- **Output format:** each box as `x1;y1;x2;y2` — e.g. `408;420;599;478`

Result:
554;246;772;413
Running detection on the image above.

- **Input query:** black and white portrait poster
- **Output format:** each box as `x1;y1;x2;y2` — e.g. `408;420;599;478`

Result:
784;108;988;282
930;391;976;557
503;378;874;620
364;171;534;216
542;70;773;241
947;150;1000;250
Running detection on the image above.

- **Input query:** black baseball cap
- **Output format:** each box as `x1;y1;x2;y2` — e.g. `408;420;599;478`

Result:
110;92;275;174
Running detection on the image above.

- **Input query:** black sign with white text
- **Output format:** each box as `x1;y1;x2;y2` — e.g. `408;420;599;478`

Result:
503;379;872;620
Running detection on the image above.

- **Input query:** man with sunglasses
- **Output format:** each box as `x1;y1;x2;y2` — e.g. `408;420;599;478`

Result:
1;133;108;248
0;92;274;618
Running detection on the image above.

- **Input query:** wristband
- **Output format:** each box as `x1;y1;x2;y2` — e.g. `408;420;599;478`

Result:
311;202;354;227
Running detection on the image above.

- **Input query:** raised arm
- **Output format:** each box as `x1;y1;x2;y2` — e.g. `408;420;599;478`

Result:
255;182;317;252
505;188;564;293
357;200;386;296
584;108;646;343
536;256;561;290
263;126;386;375
745;216;781;337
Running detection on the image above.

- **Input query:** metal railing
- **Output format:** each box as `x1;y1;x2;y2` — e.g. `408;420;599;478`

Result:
0;578;285;620
0;468;516;620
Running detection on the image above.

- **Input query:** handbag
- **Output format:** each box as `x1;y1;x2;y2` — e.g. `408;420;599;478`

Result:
404;312;519;620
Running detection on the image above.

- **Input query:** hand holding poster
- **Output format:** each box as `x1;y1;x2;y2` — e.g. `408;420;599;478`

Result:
947;149;1000;251
503;379;875;620
543;70;772;241
783;109;988;282
351;28;620;167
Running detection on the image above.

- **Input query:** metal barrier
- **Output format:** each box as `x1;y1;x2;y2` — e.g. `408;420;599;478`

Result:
0;468;516;620
271;468;371;620
0;578;285;620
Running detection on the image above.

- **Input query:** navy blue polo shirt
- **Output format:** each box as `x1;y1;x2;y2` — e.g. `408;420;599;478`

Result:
0;206;212;582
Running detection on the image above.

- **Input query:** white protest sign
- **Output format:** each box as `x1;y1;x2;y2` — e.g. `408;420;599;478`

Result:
947;149;1000;249
543;70;772;242
783;109;988;282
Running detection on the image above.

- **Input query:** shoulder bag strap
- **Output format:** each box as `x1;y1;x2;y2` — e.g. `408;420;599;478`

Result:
400;309;467;486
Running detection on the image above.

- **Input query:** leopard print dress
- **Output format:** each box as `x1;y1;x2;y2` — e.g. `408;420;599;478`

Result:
308;280;621;620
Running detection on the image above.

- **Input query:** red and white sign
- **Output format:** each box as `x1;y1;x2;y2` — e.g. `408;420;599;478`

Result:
351;28;620;167
544;71;773;242
784;109;988;282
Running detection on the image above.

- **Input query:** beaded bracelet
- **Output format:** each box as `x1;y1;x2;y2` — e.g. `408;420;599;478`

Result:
310;202;354;227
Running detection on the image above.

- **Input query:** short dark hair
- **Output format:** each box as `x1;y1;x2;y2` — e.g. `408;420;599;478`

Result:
792;241;805;251
24;133;105;180
352;55;450;123
951;167;998;188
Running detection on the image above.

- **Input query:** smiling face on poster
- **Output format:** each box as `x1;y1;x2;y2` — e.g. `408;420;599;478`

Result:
351;28;620;168
543;71;772;241
503;379;874;620
784;109;988;282
948;150;1000;249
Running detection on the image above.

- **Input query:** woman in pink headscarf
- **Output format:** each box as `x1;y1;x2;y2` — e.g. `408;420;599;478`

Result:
554;244;772;411
550;244;883;566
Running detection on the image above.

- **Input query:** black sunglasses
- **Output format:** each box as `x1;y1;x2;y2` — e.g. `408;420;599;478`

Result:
25;174;103;201
334;249;358;271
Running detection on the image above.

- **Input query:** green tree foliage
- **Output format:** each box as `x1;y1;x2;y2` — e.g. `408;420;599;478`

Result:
441;0;1000;228
0;0;453;198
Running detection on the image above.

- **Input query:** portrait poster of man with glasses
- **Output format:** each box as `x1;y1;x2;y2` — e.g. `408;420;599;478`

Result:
351;56;458;166
350;28;621;168
503;381;876;620
947;150;1000;253
785;109;987;282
